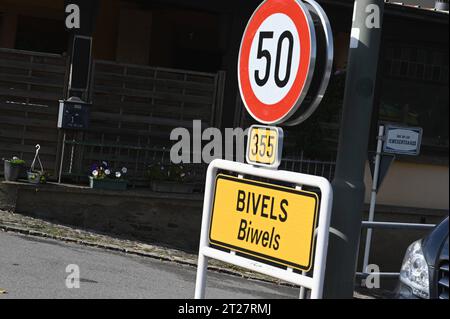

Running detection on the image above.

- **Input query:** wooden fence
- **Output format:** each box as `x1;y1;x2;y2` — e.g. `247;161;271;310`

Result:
0;48;67;175
61;60;226;185
0;49;226;185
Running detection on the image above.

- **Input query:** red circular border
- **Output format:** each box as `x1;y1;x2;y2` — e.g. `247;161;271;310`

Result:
238;0;313;123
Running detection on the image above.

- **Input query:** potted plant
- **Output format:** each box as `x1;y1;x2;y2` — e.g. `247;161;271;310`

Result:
27;145;48;184
27;170;49;184
3;156;26;181
89;161;128;191
147;163;197;194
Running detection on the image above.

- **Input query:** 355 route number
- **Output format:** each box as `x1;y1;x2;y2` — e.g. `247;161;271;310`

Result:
246;126;283;168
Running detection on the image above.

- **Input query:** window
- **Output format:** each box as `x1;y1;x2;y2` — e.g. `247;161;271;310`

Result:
380;43;449;159
15;15;68;54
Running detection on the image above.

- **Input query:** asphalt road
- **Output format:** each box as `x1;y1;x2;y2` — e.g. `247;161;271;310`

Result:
0;231;298;299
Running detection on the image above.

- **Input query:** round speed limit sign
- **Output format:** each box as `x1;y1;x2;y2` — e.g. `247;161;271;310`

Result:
238;0;333;125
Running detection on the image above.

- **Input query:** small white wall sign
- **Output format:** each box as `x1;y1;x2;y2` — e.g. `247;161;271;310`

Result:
383;125;423;156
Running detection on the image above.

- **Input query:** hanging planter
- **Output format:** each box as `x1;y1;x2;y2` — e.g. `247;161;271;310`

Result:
3;157;26;182
27;144;48;184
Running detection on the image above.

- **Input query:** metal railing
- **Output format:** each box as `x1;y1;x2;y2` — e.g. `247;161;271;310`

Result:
59;139;208;186
361;221;436;231
357;220;436;280
280;154;336;181
59;139;338;187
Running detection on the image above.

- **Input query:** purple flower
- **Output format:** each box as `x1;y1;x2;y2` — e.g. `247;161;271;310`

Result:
90;163;99;172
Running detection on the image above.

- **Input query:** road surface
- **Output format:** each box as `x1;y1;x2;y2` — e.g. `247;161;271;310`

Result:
0;231;298;299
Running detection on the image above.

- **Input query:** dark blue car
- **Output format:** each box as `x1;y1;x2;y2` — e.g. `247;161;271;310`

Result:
397;217;449;299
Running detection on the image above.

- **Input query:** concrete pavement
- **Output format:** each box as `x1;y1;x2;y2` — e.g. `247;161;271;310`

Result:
0;231;298;299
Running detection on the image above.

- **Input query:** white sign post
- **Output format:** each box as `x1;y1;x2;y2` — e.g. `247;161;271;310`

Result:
362;126;385;277
362;124;423;279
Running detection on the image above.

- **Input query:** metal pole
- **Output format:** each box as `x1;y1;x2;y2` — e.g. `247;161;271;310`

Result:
194;253;208;299
361;221;436;230
323;0;384;298
361;125;384;279
194;164;217;299
295;185;307;299
58;132;66;184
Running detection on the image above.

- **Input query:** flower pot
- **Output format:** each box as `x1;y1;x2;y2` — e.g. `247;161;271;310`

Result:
3;160;22;181
27;171;46;184
89;176;128;190
150;181;196;194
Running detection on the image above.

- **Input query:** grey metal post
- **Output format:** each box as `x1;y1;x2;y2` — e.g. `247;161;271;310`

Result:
323;0;384;298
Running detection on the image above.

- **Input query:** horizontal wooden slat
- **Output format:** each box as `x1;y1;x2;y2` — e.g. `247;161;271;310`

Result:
93;85;213;105
94;72;215;92
0;115;56;128
95;60;216;78
0;59;66;74
0;129;58;142
93;95;203;111
0;74;65;89
0;87;62;101
84;126;171;139
0;48;65;60
0;101;56;114
90;111;193;128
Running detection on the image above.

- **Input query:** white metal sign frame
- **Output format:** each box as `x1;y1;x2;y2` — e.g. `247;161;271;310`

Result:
194;159;333;299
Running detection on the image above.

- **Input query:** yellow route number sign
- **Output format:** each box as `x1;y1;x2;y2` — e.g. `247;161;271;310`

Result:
246;125;283;168
209;174;319;271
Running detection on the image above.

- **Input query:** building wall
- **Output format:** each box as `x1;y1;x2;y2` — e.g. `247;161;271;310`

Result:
0;0;63;49
364;161;449;210
0;0;63;14
92;0;120;61
116;8;152;65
